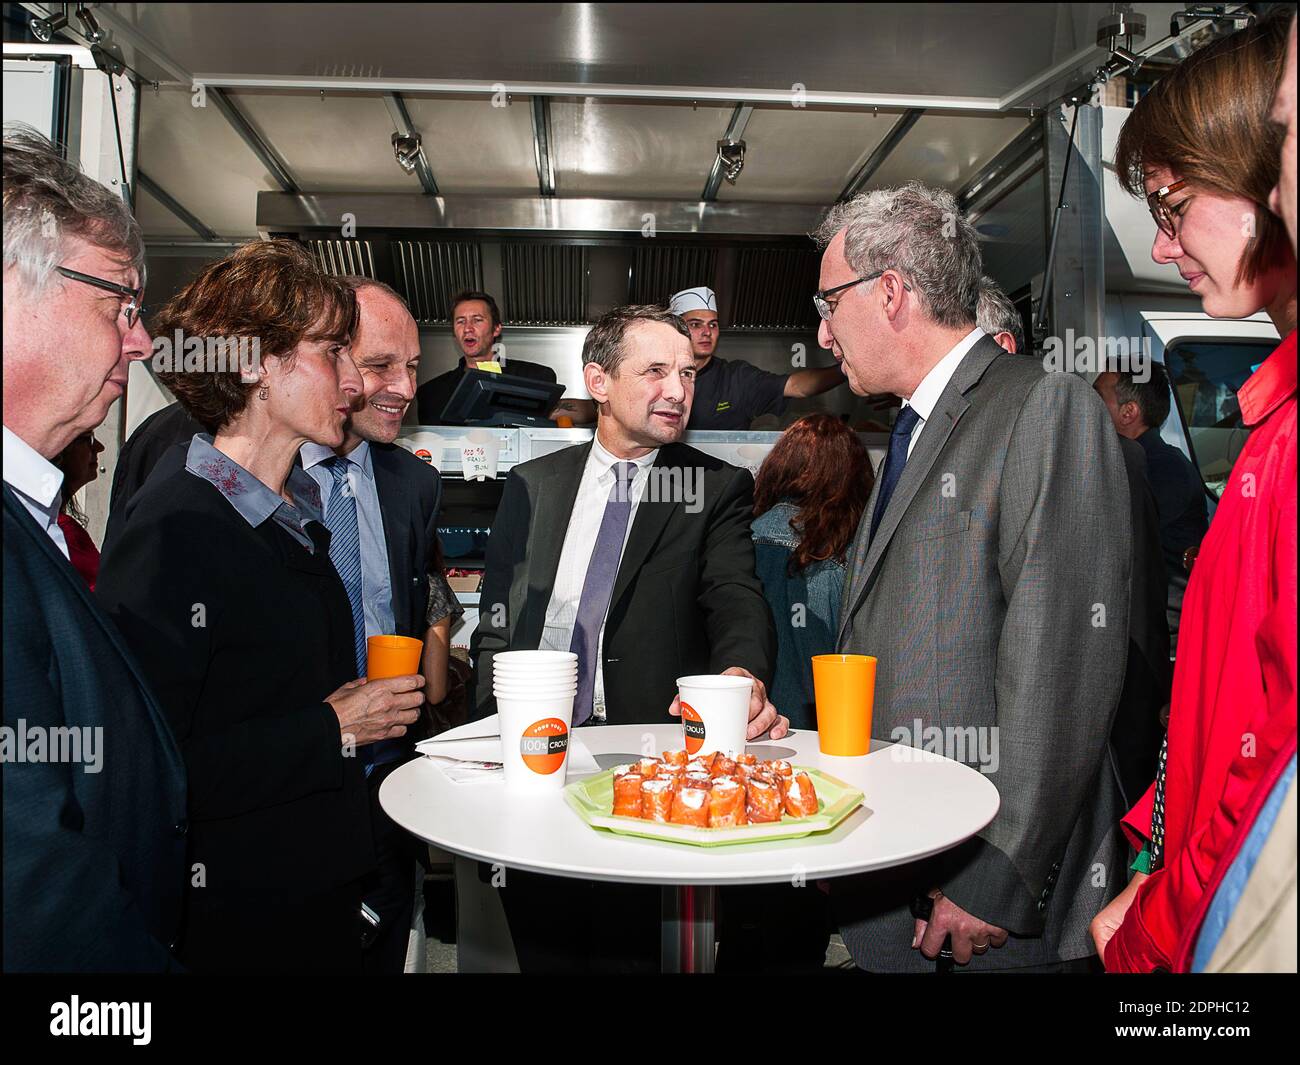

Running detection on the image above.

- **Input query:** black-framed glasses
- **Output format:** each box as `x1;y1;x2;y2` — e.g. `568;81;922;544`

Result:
813;270;912;321
55;266;145;327
1146;179;1191;239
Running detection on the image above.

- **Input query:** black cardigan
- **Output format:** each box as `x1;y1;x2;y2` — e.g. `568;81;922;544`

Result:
97;466;375;903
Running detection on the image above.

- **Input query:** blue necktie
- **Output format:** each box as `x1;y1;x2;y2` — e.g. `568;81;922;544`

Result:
324;455;368;678
869;405;922;542
569;462;636;726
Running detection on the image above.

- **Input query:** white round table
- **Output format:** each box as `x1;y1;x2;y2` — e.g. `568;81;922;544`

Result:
380;724;1000;972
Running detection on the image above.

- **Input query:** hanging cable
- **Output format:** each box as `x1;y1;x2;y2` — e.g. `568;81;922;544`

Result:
1033;98;1083;342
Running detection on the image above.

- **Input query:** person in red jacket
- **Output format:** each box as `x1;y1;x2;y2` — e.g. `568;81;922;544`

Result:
53;429;104;590
1090;12;1297;972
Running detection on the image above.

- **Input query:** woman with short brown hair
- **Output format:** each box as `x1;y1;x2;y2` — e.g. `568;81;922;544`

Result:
98;240;425;972
1093;13;1297;973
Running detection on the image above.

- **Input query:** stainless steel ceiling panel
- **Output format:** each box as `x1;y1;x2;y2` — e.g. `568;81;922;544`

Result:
401;96;540;195
227;91;417;193
865;113;1032;191
549;99;733;199
721;106;898;203
136;85;276;238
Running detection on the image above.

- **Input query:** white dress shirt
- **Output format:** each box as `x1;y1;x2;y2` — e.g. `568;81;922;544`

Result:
540;435;659;721
3;425;69;558
902;327;987;458
301;439;396;641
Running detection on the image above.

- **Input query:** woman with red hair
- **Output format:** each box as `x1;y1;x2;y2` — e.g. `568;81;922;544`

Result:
751;413;873;729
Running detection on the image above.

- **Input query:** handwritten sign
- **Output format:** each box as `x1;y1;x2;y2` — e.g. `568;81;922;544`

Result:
460;430;501;481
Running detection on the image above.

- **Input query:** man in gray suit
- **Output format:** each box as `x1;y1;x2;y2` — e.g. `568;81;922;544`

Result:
815;182;1132;971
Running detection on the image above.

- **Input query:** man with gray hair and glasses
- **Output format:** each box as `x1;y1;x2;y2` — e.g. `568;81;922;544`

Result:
814;181;1132;972
3;126;186;970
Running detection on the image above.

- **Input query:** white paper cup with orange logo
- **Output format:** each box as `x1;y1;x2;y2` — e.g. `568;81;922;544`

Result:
676;675;752;758
495;691;575;794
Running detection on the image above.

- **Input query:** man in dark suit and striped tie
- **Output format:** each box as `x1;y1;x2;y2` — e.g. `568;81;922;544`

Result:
3;127;187;971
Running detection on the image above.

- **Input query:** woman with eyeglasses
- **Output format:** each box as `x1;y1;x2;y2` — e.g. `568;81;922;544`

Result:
97;241;425;972
1090;12;1296;973
52;430;105;590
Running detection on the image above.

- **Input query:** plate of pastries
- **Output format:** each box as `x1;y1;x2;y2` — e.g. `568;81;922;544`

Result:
563;749;865;846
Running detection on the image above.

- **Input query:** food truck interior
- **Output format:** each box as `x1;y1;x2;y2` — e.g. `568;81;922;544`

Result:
2;1;1286;977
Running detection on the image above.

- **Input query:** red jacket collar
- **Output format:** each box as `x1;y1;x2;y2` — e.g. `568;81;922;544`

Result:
1239;330;1297;427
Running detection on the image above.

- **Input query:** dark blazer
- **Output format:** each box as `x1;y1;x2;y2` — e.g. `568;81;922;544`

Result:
104;402;203;555
369;442;443;641
96;467;375;967
471;440;775;724
1112;437;1171;807
106;411;441;644
834;337;1132;970
3;487;187;972
416;358;557;425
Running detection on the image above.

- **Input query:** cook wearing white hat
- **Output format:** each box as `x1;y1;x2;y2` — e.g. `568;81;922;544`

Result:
667;285;847;430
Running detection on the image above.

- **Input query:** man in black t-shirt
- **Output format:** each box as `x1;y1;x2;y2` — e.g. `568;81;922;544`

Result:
415;290;594;425
668;286;846;430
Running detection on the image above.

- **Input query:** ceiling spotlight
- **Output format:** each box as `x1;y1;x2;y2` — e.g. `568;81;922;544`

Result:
76;5;105;44
392;132;423;175
31;6;70;43
716;138;746;184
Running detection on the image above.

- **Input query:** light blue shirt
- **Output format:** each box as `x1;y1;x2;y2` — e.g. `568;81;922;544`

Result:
300;440;396;642
185;434;323;552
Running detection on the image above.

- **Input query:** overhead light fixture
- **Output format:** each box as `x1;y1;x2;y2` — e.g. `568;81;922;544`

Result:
31;5;70;43
392;132;423;175
716;138;746;184
76;4;105;43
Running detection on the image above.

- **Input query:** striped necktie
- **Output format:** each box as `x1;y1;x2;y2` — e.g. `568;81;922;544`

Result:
324;455;367;680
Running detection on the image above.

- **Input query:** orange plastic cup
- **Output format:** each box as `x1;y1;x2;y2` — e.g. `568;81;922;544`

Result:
367;635;423;681
811;654;876;756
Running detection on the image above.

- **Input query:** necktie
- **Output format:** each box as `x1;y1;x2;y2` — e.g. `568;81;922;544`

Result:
324;455;368;680
1150;733;1168;871
868;405;922;542
569;462;637;726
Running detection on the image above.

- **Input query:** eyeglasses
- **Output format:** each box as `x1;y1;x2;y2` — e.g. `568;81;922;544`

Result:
813;270;912;321
55;266;145;328
1146;179;1191;239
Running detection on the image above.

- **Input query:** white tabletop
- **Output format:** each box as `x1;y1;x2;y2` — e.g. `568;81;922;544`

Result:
380;724;1000;886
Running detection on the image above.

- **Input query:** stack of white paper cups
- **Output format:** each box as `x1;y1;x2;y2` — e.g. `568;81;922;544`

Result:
493;650;577;794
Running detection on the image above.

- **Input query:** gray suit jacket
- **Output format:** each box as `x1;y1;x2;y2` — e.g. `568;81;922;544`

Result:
833;336;1132;971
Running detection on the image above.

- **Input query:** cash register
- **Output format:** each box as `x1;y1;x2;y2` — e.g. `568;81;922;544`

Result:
439;367;565;428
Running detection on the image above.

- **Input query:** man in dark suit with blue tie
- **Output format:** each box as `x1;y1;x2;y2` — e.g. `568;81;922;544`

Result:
299;278;443;973
2;127;187;971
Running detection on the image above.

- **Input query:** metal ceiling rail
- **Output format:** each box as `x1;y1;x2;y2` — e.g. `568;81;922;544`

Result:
531;96;555;198
700;104;753;202
956;120;1043;209
257;191;827;237
137;171;219;241
207;87;300;194
190;74;1009;113
383;92;440;196
836;108;924;203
